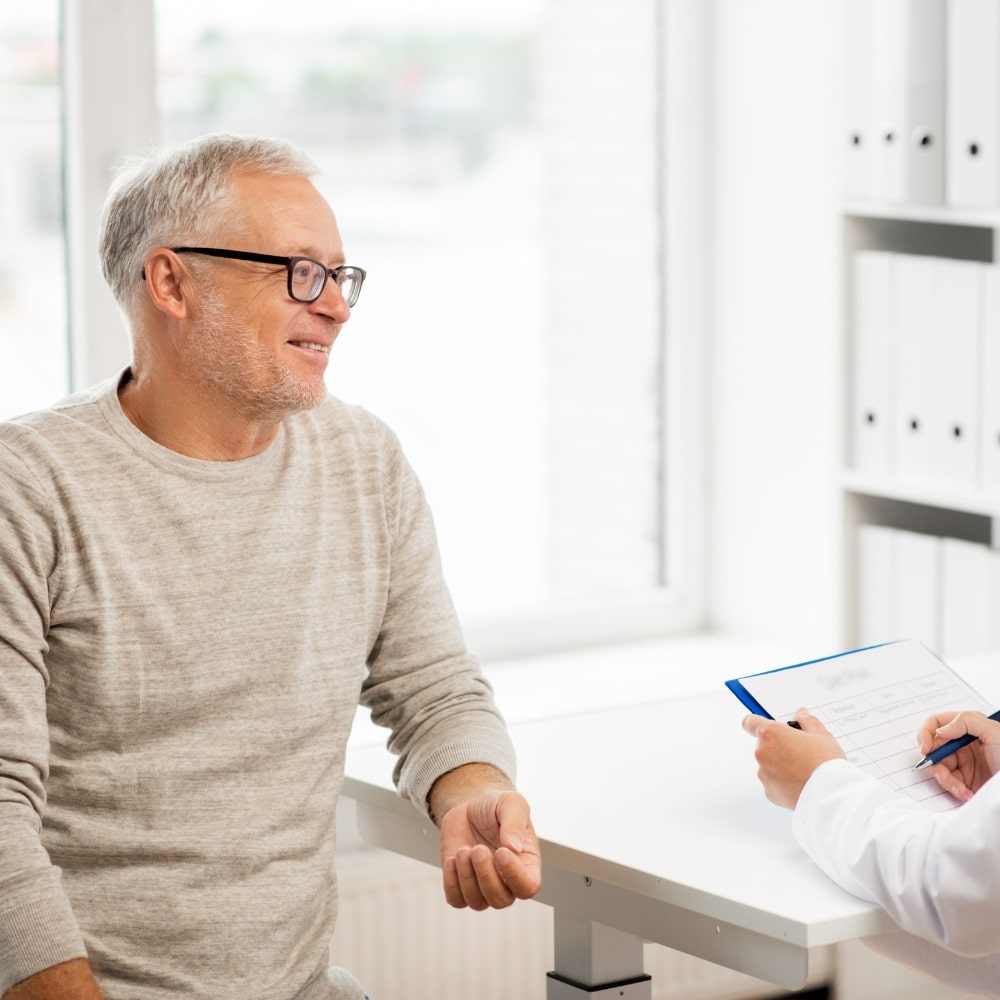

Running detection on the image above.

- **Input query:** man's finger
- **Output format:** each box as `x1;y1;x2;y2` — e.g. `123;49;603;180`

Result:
471;846;515;909
442;856;466;909
453;847;491;911
496;848;542;900
496;793;531;853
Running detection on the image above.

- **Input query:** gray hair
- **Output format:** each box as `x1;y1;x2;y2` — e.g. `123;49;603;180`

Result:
98;132;318;322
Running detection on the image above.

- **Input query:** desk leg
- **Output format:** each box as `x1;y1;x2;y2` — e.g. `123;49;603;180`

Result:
546;911;652;999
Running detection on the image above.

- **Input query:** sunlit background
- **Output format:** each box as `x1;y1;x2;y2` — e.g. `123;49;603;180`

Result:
0;3;66;416
0;1;665;629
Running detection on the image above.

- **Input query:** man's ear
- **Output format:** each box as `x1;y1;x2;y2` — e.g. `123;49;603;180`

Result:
141;250;192;320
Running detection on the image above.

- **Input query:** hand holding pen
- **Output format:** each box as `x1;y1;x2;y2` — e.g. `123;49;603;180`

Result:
913;709;1000;803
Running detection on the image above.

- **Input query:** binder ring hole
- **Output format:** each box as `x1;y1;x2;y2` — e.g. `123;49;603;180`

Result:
953;425;963;439
909;418;920;432
970;142;981;157
850;132;862;147
884;130;895;144
913;130;932;148
864;411;876;425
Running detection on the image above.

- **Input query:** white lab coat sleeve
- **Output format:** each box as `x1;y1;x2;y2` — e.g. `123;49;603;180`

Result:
793;758;1000;957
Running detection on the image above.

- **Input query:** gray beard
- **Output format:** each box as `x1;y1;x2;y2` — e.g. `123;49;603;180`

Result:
192;299;328;423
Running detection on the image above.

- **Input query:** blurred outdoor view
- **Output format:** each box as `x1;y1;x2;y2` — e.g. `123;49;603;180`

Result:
0;1;663;626
0;3;67;419
156;2;552;620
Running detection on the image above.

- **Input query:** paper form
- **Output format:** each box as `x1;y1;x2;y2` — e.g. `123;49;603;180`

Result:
734;639;992;812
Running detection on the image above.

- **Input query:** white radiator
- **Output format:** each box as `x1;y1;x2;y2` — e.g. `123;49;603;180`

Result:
330;846;832;1000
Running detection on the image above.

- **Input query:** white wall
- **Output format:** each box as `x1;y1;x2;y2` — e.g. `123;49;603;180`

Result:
706;0;845;651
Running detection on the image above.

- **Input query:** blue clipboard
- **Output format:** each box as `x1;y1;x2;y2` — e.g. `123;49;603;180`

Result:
724;640;901;718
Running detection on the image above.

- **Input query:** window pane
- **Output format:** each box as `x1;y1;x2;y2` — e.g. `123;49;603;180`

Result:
154;0;663;623
0;4;68;419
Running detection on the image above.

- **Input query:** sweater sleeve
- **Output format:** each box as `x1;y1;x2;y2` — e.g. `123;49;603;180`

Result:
0;441;88;991
794;758;1000;958
359;426;516;816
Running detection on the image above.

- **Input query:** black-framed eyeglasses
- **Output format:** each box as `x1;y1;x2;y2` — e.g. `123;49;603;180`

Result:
165;247;366;307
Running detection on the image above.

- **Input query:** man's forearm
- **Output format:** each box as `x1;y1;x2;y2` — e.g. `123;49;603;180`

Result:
4;959;102;1000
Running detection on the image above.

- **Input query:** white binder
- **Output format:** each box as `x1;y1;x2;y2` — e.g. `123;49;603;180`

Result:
851;251;894;474
871;0;946;205
939;536;993;658
844;0;875;200
856;522;896;645
990;549;1000;649
893;528;940;650
981;266;1000;490
930;259;982;490
855;524;944;652
946;0;1000;207
892;254;936;481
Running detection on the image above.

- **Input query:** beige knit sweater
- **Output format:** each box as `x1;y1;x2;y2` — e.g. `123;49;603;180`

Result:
0;373;515;998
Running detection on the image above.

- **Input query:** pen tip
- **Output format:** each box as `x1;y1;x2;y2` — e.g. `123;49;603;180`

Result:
914;758;930;771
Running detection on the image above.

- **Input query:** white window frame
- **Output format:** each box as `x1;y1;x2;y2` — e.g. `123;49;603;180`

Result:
62;0;711;660
62;0;155;388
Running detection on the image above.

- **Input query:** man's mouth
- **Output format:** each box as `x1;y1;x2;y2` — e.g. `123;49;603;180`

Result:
289;341;331;354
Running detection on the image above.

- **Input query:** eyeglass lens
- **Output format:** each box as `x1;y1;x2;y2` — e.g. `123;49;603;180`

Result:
290;259;364;307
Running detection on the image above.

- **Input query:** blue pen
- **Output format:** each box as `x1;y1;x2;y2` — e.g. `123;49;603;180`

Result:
913;708;1000;770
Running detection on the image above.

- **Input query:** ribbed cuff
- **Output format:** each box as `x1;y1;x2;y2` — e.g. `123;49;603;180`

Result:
396;734;518;818
0;894;88;993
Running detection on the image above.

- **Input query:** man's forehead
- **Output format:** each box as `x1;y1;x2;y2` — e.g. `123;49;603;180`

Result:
226;171;343;254
228;170;330;213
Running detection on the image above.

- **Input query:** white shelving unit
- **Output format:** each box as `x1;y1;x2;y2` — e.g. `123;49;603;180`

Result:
840;207;1000;648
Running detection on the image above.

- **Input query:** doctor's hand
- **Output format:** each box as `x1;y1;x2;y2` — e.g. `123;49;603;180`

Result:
917;710;1000;803
742;707;846;810
430;764;542;911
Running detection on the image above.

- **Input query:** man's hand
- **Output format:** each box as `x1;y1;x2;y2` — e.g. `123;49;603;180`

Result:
917;710;1000;803
429;764;542;910
742;707;846;809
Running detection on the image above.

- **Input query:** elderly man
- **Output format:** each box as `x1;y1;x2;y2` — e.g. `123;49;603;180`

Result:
0;132;540;1000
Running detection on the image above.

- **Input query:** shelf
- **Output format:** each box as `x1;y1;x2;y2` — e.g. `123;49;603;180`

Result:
839;8;1000;653
842;210;996;262
843;201;1000;229
841;469;1000;519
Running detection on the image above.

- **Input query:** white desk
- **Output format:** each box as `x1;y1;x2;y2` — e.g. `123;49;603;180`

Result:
343;687;898;999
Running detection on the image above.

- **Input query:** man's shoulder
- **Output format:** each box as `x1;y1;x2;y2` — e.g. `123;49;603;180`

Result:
2;377;116;431
0;377;120;475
